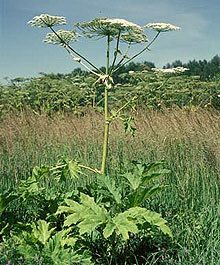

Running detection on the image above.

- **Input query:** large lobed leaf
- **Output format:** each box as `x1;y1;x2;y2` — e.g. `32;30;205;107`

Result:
58;193;172;241
32;220;55;245
57;193;108;235
103;207;172;240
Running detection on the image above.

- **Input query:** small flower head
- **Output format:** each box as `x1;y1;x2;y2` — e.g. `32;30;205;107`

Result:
100;18;142;31
144;23;180;32
28;14;67;28
121;31;148;43
44;30;78;45
152;67;189;75
76;17;147;43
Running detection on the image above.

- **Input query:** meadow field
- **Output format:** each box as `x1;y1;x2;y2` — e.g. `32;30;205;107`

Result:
0;108;219;264
1;9;220;264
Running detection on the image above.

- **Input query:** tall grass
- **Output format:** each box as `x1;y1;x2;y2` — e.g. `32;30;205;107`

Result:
0;108;219;264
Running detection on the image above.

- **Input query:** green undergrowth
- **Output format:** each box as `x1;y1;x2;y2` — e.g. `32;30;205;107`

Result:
0;112;219;264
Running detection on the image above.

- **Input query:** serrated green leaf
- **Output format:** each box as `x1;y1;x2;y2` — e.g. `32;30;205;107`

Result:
60;193;108;234
18;176;41;197
103;221;115;239
113;214;139;240
117;207;172;238
32;220;55;245
159;224;173;237
97;175;122;204
123;172;142;190
68;160;81;179
64;213;82;227
78;217;104;235
142;209;173;238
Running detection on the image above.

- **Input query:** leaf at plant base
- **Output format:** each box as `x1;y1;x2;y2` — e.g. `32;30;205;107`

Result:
142;169;170;184
70;250;94;265
103;221;116;238
117;207;172;238
63;203;84;227
123;172;142;190
130;185;167;207
32;220;55;245
55;228;77;247
18;176;41;198
97;174;122;204
58;193;108;235
113;214;139;240
141;209;173;238
78;217;103;235
103;208;144;240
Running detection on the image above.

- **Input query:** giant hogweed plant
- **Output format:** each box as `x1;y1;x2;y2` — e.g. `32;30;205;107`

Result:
27;14;187;175
0;15;185;264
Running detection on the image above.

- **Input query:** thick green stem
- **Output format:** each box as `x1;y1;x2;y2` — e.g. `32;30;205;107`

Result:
101;35;110;174
101;112;110;174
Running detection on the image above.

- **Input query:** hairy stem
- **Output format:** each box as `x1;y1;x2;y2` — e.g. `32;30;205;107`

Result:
101;34;111;174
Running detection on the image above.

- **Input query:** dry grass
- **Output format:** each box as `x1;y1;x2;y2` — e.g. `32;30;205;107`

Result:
0;108;219;264
1;108;219;159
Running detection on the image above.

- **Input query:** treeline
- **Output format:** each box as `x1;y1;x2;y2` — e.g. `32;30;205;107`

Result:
164;55;220;81
0;55;219;117
7;55;220;85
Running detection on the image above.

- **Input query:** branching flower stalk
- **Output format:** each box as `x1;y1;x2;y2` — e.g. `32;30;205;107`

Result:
28;14;181;175
111;41;131;74
110;30;121;73
47;25;103;75
65;47;100;77
113;31;160;73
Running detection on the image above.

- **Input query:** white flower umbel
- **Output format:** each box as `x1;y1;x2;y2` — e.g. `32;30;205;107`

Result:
121;31;148;43
100;18;142;31
28;14;66;28
145;23;180;32
152;67;189;75
76;17;147;43
44;30;78;45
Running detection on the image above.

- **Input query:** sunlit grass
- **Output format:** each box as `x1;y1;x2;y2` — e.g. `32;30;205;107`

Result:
0;108;219;264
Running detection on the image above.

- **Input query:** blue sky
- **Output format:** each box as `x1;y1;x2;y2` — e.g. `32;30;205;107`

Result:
0;0;219;81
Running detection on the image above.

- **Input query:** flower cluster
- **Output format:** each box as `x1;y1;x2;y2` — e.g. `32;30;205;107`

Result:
76;18;147;43
99;18;142;31
44;30;78;45
145;23;180;32
28;14;66;28
121;31;147;43
152;67;189;75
